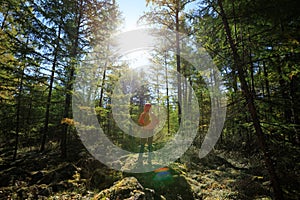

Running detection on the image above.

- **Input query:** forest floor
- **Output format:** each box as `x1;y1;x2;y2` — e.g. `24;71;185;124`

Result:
0;138;299;200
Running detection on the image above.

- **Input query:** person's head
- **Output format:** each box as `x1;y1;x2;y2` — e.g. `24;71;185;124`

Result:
144;103;151;112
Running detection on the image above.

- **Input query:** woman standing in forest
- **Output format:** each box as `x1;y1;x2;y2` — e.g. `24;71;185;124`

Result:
137;103;159;165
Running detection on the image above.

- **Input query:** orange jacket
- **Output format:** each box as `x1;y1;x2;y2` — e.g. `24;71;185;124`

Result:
138;111;158;129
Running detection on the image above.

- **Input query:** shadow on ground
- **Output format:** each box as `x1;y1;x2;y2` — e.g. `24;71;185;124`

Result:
127;165;195;200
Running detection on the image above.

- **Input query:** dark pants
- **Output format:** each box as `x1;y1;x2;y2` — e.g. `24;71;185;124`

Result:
138;133;153;164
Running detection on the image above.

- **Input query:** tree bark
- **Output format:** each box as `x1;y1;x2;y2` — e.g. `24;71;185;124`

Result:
164;50;170;135
40;25;61;152
61;0;83;158
99;44;110;111
217;1;284;199
175;0;182;124
13;65;25;161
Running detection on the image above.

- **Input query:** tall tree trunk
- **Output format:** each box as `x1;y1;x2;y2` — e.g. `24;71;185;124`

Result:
249;50;255;94
99;44;110;109
263;61;272;113
175;0;182;124
99;68;107;108
40;25;61;152
217;1;284;199
13;65;25;161
165;51;170;135
61;0;83;158
13;37;29;161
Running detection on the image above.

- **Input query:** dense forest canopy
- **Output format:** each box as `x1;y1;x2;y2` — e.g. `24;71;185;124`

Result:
0;0;299;199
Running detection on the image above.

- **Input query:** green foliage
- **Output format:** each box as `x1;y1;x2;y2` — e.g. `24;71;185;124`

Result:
192;0;300;148
0;0;122;156
1;0;299;199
